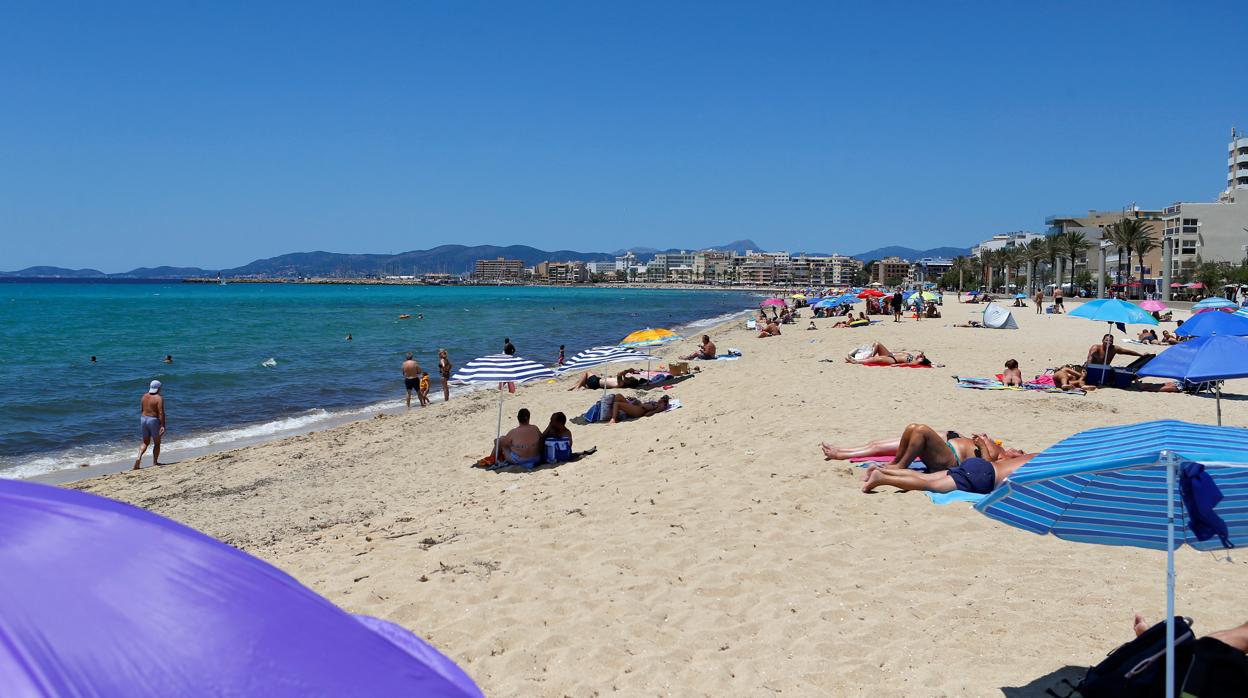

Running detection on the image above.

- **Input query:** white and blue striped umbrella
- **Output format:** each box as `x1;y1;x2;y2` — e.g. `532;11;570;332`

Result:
1191;296;1237;311
977;420;1248;551
450;354;555;385
976;419;1248;698
558;346;653;375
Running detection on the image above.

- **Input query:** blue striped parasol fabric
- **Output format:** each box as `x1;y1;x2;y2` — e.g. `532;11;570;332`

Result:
558;346;654;375
976;420;1248;552
449;354;555;385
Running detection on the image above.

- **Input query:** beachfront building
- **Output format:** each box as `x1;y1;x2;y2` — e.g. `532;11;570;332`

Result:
971;231;1045;258
693;250;734;283
534;261;589;283
869;256;911;285
1046;207;1166;295
790;254;862;286
1158;129;1248;299
473;257;524;282
614;252;640;272
646;251;696;282
733;250;782;286
911;257;953;285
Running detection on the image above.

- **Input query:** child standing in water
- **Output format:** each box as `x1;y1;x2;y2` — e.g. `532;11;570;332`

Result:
418;372;431;406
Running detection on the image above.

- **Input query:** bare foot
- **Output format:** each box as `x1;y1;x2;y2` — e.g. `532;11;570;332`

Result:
132;460;141;470
1133;612;1150;637
862;468;885;493
821;442;842;460
152;461;163;466
861;464;881;482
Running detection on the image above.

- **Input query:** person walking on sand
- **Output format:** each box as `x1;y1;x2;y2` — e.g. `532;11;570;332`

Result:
1052;286;1064;313
402;352;422;408
556;345;566;366
134;380;166;470
892;290;903;322
438;348;452;402
1034;289;1043;314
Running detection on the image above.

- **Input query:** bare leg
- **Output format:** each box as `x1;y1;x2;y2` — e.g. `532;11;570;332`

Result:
862;468;957;493
1208;622;1248;653
887;424;955;470
152;436;162;466
134;436;150;470
568;373;590;391
443;379;450;401
821;437;902;461
406;388;412;408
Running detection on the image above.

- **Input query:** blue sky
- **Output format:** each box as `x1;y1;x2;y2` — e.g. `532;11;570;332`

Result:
2;2;1245;272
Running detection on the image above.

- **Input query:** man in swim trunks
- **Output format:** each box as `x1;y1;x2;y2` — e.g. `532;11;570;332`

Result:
861;452;1036;494
483;408;543;468
402;352;422;408
1052;286;1064;312
567;368;645;391
680;335;717;360
134;380;166;470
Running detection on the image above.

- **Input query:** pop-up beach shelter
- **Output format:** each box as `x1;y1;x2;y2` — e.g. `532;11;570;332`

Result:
0;479;484;697
451;353;556;461
981;303;1018;329
976;420;1248;698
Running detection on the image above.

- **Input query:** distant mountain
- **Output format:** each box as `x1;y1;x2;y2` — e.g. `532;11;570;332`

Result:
220;245;617;278
113;266;214;278
707;239;761;255
0;266;107;278
850;246;971;262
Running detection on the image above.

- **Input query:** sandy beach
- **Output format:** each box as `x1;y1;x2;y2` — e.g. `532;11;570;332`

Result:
71;296;1247;697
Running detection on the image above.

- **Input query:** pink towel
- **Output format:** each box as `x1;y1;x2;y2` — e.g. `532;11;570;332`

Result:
1030;374;1055;386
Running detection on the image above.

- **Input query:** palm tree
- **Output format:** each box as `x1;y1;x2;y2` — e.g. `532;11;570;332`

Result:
1022;239;1047;294
1105;219;1155;298
1132;231;1159;299
998;247;1020;295
1194;260;1225;296
951;256;971;294
1060;231;1091;293
1044;234;1063;290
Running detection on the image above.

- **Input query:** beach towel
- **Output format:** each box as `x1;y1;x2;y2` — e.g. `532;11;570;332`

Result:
864;362;933;368
926;490;986;505
852;459;927;472
954;375;1084;396
714;355;740;361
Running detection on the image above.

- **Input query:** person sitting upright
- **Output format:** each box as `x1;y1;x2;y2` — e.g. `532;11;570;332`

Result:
478;408;543;468
1002;359;1022;387
1086;333;1150;366
845;341;931;366
681;335;717;360
861;452;1037;495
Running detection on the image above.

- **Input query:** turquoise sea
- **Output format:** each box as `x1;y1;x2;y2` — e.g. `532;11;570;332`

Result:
0;281;754;479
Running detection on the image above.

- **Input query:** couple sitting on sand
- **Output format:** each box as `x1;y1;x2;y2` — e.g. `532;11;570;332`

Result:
477;409;578;468
844;341;932;367
821;423;1035;495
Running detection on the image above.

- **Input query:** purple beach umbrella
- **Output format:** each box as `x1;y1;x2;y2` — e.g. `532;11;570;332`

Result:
0;479;484;697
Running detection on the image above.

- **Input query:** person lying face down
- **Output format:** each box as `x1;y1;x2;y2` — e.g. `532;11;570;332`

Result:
844;341;931;366
605;393;671;424
821;424;1020;473
861;451;1037;496
758;321;781;338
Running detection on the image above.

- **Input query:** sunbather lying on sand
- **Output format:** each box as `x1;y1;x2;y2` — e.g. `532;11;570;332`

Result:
758;321;781;338
861;451;1036;495
845;341;931;366
567;368;645;391
605;393;672;424
822;423;1019;472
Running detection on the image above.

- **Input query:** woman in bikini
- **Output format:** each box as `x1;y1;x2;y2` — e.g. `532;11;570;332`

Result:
1052;364;1097;391
845;341;932;366
606;394;671;424
567;368;645;391
821;424;1017;473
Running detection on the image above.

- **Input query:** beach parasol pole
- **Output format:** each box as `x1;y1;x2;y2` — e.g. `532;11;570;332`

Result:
1163;449;1176;698
494;388;505;462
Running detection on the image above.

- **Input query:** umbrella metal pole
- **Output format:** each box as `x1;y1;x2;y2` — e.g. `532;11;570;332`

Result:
1216;385;1223;426
1164;451;1176;698
494;388;504;462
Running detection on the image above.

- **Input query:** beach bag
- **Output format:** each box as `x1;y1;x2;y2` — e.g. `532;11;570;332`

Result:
543;438;571;464
583;401;602;423
1049;617;1194;698
1179;637;1248;697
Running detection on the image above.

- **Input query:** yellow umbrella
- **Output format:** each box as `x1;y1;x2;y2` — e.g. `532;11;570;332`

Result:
619;328;681;348
790;293;807;299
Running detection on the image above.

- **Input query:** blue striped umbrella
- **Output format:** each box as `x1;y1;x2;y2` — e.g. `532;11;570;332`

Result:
558;346;654;374
1191;296;1237;311
977;420;1248;697
451;354;556;462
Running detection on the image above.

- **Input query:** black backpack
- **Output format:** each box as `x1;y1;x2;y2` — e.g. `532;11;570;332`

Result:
1049;617;1195;698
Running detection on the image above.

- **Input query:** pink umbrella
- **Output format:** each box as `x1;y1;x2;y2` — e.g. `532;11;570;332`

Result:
1139;300;1167;312
1170;282;1185;288
760;298;787;308
1187;282;1205;289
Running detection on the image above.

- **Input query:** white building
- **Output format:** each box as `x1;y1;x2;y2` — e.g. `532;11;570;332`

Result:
971;231;1045;257
1159;127;1248;299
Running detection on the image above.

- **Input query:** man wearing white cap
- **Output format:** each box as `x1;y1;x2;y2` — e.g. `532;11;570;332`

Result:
134;380;166;470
